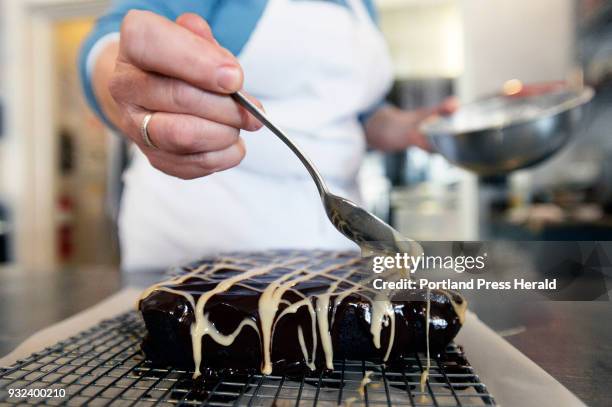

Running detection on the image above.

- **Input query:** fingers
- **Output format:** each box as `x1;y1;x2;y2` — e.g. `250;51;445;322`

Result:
196;138;246;172
176;13;216;42
145;138;246;180
409;103;452;152
407;98;457;153
119;10;242;93
438;97;459;116
507;81;565;98
132;111;247;179
144;112;240;154
112;10;265;180
109;64;262;131
410;98;458;122
407;131;433;152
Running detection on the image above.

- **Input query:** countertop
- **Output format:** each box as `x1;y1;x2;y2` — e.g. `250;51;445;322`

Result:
0;265;611;406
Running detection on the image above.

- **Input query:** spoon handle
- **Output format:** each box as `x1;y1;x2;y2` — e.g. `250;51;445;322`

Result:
232;91;329;196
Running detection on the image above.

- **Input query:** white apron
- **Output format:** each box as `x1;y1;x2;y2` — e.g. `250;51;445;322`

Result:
119;0;394;271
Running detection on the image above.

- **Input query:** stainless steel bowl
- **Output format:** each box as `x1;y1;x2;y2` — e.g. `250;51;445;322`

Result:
421;87;594;175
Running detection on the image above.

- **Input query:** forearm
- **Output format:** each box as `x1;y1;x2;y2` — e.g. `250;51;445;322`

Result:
92;42;122;129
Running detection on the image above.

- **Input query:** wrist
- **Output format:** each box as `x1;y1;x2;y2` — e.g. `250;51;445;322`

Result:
92;41;122;130
86;33;120;80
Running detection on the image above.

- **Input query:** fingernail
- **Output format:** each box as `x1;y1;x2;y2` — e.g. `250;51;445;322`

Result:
249;119;264;131
217;66;241;92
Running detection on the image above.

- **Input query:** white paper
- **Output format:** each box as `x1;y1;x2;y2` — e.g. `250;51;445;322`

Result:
456;312;585;407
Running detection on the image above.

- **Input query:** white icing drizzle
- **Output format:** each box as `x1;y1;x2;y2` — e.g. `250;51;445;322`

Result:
369;293;395;359
297;326;316;371
191;259;306;378
138;251;465;379
150;286;196;310
448;293;468;325
332;279;398;364
344;397;358;407
258;260;352;374
420;288;431;399
201;313;260;346
358;370;375;397
315;293;334;369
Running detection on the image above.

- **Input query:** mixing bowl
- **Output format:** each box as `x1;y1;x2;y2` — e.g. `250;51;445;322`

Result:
421;87;594;176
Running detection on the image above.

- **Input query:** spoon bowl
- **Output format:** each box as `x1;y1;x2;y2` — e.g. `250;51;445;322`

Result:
324;193;422;257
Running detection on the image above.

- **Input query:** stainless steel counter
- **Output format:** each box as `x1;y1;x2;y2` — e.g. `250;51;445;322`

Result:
0;266;610;406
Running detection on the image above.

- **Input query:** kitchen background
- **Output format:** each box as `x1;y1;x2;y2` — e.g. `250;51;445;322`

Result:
0;0;611;272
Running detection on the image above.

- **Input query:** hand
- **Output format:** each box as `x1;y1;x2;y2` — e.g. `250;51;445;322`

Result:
502;80;566;98
94;11;263;179
400;97;458;151
365;97;458;152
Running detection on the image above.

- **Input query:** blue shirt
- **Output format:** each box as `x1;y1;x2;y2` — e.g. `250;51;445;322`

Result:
79;0;381;127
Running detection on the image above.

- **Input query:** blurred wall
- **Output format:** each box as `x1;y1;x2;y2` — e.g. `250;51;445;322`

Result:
1;0;110;269
0;21;3;95
458;0;575;100
378;0;463;79
54;19;119;266
457;0;584;221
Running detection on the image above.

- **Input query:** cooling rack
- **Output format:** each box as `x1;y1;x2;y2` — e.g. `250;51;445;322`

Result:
0;312;495;406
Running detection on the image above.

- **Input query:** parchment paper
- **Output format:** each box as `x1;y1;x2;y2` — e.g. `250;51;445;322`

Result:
0;289;585;406
455;314;585;407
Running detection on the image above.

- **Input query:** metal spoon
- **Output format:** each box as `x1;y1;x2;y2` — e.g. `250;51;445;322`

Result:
232;92;422;257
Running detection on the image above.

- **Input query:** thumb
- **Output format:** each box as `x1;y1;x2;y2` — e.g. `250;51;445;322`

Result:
176;13;217;43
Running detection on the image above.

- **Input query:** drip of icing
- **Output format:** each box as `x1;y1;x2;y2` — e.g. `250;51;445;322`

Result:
436;290;468;324
274;297;318;373
191;259;307;377
314;262;369;370
329;270;397;363
344;397;358;407
369;294;395;360
420;288;431;400
258;260;360;374
383;306;396;362
358;370;374;397
315;294;334;370
201;313;260;346
450;295;468;325
297;326;316;371
259;266;319;375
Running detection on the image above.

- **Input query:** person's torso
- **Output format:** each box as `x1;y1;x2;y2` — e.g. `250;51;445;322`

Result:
120;0;394;269
236;0;393;182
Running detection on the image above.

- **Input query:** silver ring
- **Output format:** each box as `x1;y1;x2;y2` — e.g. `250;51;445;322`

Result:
141;113;158;149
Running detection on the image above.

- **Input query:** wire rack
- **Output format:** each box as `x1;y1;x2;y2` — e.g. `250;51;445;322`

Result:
0;312;495;407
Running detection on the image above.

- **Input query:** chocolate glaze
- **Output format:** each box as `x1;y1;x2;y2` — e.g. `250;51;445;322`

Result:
139;250;465;375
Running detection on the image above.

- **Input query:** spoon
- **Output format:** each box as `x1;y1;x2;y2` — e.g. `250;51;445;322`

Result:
232;92;422;258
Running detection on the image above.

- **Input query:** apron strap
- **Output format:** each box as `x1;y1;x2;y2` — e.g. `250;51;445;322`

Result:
346;0;376;25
